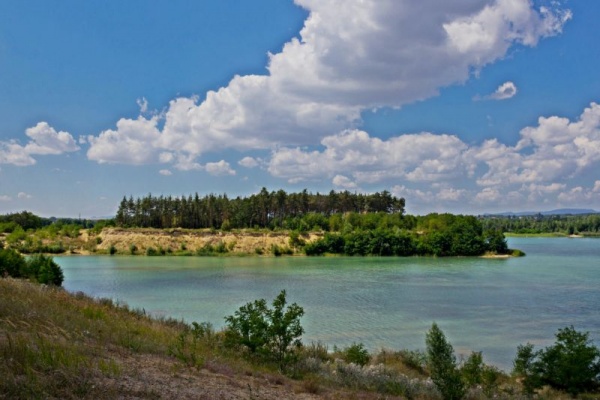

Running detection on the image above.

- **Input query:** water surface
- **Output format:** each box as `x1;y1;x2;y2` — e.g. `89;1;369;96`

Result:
58;237;600;371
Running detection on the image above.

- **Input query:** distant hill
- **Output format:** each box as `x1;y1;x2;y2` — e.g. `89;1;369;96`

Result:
486;208;598;217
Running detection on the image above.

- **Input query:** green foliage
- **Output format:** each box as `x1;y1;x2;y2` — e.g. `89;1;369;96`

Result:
146;247;162;256
484;229;509;254
115;189;405;229
482;213;600;235
341;342;371;366
224;290;304;370
460;351;502;396
0;211;45;230
24;254;64;286
514;326;600;396
425;323;466;400
0;248;27;278
6;226;27;244
288;230;305;248
0;250;63;286
0;221;19;233
271;244;292;256
109;244;117;255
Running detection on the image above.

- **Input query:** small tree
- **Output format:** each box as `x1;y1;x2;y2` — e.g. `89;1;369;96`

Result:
513;326;600;396
426;323;466;400
25;254;64;286
225;290;304;370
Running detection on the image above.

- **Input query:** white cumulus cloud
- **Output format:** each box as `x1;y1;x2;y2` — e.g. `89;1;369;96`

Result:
84;0;569;169
0;122;79;166
204;160;236;176
477;81;518;100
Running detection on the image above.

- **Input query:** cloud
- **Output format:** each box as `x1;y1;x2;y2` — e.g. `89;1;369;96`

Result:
332;175;357;189
137;97;149;113
472;102;600;187
159;169;172;176
84;0;569;169
268;102;600;210
86;116;161;165
268;129;471;184
0;122;79;166
17;192;32;200
204;160;236;176
238;156;260;168
0;195;11;202
476;81;518;100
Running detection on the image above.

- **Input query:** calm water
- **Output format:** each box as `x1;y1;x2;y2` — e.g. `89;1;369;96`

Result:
57;237;600;371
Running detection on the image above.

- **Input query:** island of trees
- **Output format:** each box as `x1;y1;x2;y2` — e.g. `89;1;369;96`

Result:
0;189;523;257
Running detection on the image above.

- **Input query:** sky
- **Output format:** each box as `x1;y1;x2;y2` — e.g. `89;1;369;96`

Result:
1;0;599;217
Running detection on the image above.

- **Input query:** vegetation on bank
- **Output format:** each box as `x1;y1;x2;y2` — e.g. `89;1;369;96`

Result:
0;245;63;285
2;278;598;399
2;208;520;258
481;213;600;236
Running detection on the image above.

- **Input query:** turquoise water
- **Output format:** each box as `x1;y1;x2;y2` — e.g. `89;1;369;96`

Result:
57;237;600;371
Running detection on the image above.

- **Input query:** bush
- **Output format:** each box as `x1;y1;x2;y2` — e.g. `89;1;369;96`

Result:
342;342;371;366
513;326;600;396
109;245;117;255
224;290;304;371
425;323;466;400
24;254;64;286
0;250;63;286
0;248;27;278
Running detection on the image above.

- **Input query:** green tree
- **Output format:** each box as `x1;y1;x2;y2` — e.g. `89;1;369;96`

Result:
224;290;304;370
513;326;600;396
26;254;64;286
426;323;466;400
0;248;27;278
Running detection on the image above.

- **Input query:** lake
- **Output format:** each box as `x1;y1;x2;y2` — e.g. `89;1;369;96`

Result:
57;237;600;371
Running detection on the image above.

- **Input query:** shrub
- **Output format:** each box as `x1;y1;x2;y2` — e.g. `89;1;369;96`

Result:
0;248;27;278
25;254;64;286
224;290;304;371
513;326;600;396
342;342;371;366
129;244;138;255
109;245;117;255
425;323;466;400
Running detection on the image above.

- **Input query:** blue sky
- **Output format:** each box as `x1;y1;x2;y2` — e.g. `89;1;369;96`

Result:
1;0;599;217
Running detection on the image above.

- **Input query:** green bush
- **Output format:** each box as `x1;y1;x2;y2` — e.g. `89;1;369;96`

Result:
24;254;64;286
513;326;600;396
341;342;371;366
0;248;27;278
0;250;63;286
224;290;304;371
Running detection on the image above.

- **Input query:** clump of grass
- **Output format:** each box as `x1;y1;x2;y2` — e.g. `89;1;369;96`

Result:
0;278;220;398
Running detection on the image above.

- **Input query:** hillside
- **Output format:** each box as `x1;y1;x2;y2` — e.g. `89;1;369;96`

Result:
0;278;322;399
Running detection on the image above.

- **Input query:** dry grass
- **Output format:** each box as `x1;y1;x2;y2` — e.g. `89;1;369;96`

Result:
0;278;320;399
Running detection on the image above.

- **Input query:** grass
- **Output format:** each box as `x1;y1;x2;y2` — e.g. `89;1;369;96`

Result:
0;278;246;399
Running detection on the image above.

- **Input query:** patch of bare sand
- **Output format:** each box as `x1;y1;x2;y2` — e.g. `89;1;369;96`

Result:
95;228;322;255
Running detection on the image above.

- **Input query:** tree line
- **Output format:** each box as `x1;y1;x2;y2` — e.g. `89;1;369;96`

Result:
115;188;405;230
480;213;600;235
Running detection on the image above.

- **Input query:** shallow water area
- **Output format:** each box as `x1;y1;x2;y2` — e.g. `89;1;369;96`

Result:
58;237;600;371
